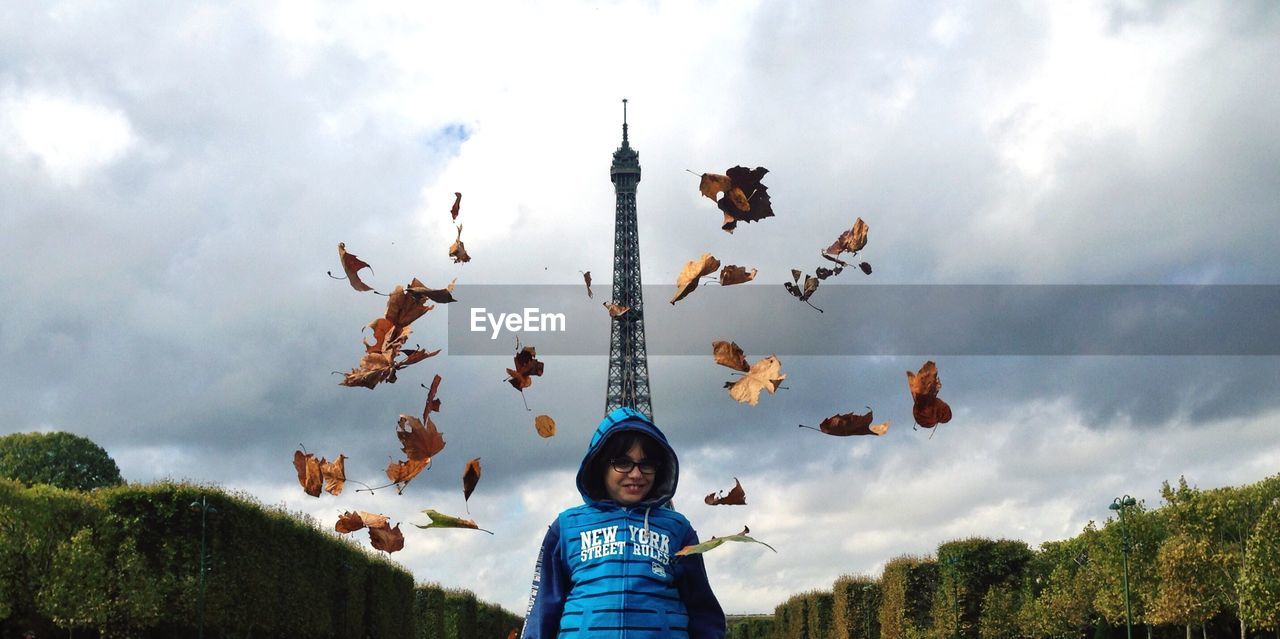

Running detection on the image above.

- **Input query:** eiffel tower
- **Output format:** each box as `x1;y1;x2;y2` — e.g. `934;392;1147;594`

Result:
604;99;653;419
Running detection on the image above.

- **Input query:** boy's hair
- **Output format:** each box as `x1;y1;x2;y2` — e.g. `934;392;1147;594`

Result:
583;430;667;502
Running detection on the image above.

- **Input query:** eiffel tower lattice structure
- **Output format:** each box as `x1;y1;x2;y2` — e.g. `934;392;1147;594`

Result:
604;99;653;419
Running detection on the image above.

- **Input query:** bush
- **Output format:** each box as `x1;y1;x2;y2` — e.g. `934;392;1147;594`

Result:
833;575;879;639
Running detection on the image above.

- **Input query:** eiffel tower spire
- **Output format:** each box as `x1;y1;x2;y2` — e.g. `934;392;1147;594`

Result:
605;99;653;419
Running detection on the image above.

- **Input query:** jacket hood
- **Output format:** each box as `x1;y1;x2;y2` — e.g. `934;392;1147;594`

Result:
575;407;678;508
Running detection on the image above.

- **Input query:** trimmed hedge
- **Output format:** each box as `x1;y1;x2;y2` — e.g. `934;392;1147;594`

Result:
729;615;776;639
0;479;516;638
935;538;1033;639
880;555;939;639
833;575;879;639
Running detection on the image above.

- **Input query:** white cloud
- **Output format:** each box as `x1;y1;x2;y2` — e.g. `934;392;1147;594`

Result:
1;89;136;184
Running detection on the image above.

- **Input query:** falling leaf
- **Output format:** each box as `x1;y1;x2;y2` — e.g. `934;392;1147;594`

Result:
800;275;819;301
824;218;869;257
407;277;457;304
385;394;447;493
450;192;461;221
705;478;747;506
815;266;837;281
719;265;757;286
790;269;802;283
449;225;471;263
463;458;482;508
671;253;721;305
907;360;953;428
386;458;429;494
725;355;786;406
397;346;442;370
335;510;389;534
368;522;405;553
506;345;545;391
534;415;556;438
860;262;872;275
336;511;402;552
800;409;891;436
712;341;749;372
293;450;323;497
675;526;776;556
716;166;775;233
320;454;347;495
698;172;732;203
603;302;630;317
343;292;440;389
335;242;375;292
335;511;367;534
422;374;443;417
583;271;593;299
413;508;494;534
385;284;436;327
396;414;447;466
820;252;850;267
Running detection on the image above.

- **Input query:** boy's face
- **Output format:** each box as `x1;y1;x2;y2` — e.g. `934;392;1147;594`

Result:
604;441;654;506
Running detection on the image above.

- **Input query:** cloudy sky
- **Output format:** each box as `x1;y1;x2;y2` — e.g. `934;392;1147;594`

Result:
3;0;1280;615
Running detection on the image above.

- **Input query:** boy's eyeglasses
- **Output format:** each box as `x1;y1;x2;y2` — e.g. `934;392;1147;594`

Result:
609;458;658;475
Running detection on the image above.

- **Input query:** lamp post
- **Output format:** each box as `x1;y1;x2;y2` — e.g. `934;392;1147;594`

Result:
190;496;217;639
1109;495;1137;639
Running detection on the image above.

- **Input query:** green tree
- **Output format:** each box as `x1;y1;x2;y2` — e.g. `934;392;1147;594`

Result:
1239;499;1280;632
0;431;124;491
1160;475;1280;639
1091;500;1165;638
1018;536;1096;639
978;584;1022;639
1148;533;1220;639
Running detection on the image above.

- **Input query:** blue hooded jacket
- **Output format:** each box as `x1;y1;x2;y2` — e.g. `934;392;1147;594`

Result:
521;407;726;639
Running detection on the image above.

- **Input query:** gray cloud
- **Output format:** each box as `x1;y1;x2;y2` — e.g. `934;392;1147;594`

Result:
2;0;1278;617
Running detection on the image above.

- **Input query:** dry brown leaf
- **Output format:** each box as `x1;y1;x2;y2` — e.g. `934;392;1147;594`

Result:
335;511;366;534
385;285;435;327
449;225;471;263
907;360;953;428
386;458;430;494
462;458;482;508
726;355;786;406
293;450;323;497
583;271;593;299
800;409;891;436
712;340;749;372
422;374;443;418
671;253;721;305
534;414;556;438
397;415;447;464
719;265;758;286
407;277;457;304
717;166;774;233
825;218;869;257
699;172;732;202
506;345;544;391
320;454;347;496
450;192;461;221
705;478;747;506
603;302;630;317
336;242;375;292
368;522;405;553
